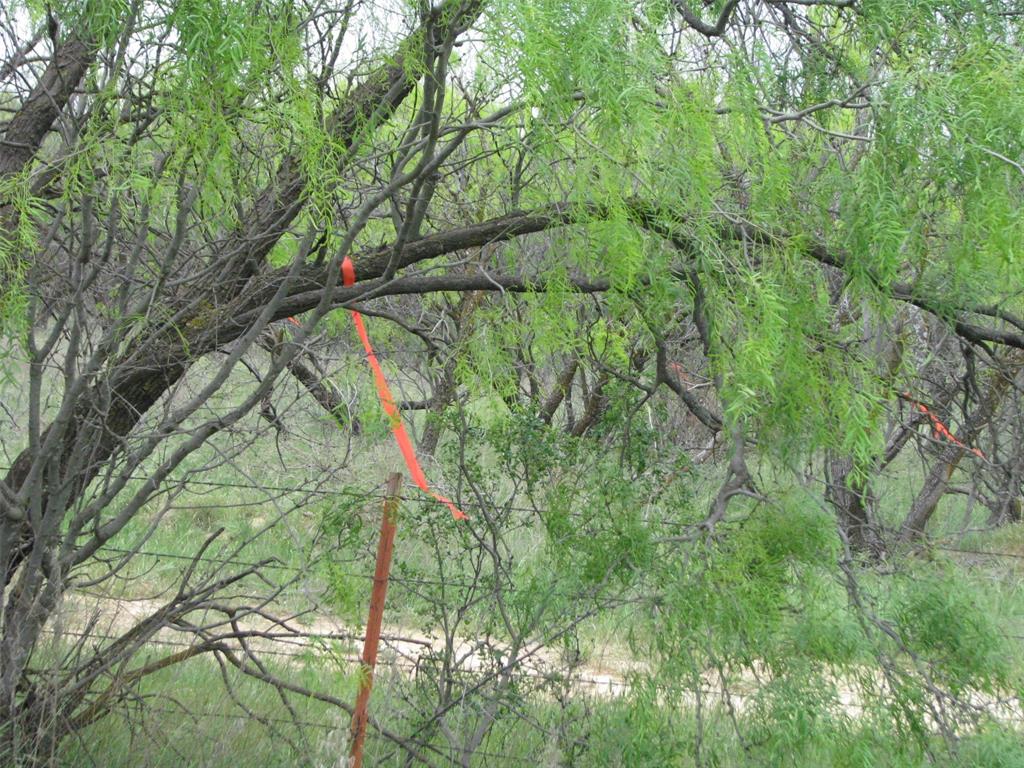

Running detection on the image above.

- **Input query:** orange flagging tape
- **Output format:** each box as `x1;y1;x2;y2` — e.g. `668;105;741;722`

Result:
340;256;467;520
900;392;985;459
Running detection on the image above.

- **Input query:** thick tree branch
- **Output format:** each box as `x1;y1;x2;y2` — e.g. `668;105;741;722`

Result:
0;34;93;179
672;0;740;37
539;357;578;425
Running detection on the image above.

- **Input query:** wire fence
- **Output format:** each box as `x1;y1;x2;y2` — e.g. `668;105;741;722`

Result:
8;465;1024;761
90;545;614;596
49;618;1024;767
38;623;639;695
0;463;696;524
6;461;1022;535
2;457;1016;626
138;704;545;767
49;535;1024;704
41;614;765;696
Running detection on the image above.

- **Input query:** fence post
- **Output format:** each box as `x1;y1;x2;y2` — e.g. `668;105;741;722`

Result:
349;472;402;768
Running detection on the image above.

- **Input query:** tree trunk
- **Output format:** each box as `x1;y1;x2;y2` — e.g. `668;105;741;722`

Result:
825;454;886;557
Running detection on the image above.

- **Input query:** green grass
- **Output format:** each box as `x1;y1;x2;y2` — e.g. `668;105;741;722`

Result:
59;656;1024;767
59;657;357;768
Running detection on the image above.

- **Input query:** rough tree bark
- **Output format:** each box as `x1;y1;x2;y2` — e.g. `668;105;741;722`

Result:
825;453;886;557
0;34;93;180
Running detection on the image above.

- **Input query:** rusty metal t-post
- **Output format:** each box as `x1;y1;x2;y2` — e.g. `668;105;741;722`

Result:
349;472;402;768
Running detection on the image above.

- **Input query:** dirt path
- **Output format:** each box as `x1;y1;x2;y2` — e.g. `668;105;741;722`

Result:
48;593;1024;725
50;593;641;699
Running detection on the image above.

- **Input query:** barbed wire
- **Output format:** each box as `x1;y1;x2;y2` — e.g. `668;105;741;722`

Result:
93;534;1024;577
37;626;641;694
38;614;1024;760
149;701;545;766
93;546;526;591
142;705;543;766
0;465;703;522
10;464;1024;547
80;547;641;606
39;474;384;500
934;544;1024;560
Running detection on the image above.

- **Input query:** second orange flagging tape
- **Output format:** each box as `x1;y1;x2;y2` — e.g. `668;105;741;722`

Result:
340;256;467;520
900;392;985;460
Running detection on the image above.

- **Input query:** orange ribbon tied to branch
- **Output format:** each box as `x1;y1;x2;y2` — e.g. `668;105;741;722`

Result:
900;392;986;460
341;256;467;520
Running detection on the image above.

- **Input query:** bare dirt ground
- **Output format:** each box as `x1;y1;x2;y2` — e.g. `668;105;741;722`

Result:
50;593;640;698
48;593;1024;726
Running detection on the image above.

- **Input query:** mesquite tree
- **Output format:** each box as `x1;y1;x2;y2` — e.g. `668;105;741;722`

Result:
1;0;1023;762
